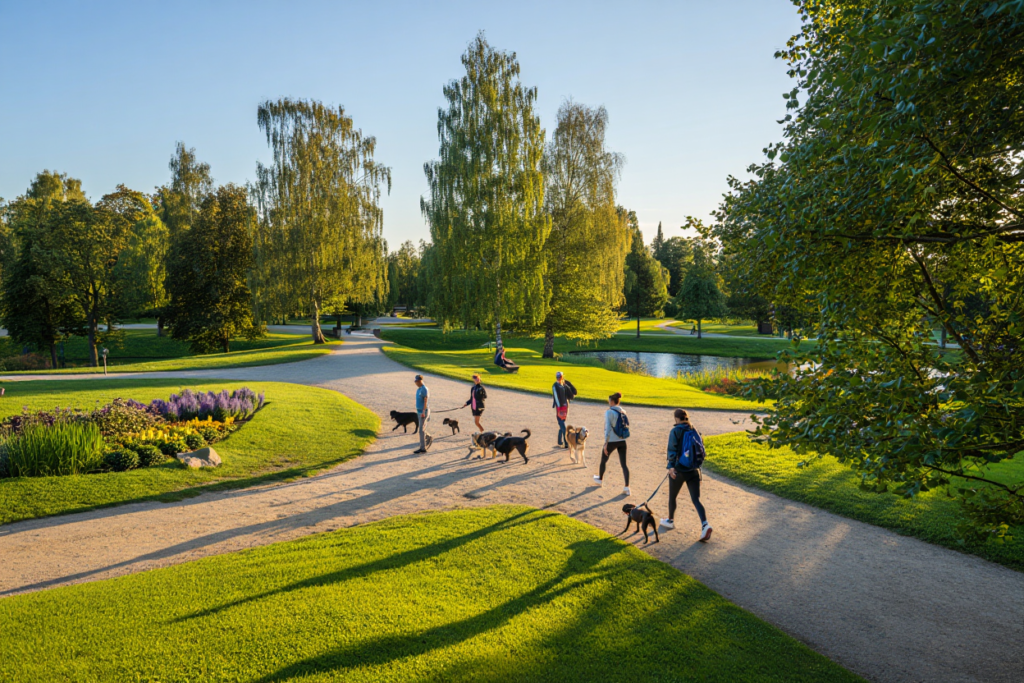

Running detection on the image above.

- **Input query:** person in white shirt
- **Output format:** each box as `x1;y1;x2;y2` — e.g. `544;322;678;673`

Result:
594;392;630;496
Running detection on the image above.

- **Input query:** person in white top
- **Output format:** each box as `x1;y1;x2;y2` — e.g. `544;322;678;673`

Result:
594;392;630;496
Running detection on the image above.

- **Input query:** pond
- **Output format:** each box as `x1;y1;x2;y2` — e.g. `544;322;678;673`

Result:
567;350;784;378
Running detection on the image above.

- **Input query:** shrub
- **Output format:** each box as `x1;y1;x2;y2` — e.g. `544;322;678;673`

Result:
4;422;105;477
198;426;220;444
158;438;189;456
0;443;9;478
184;433;204;451
676;367;770;392
0;407;87;439
90;398;163;438
133;444;165;468
104;449;140;472
0;352;51;372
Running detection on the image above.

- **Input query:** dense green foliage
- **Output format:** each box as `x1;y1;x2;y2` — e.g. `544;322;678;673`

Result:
165;185;260;353
422;33;550;345
0;506;859;682
539;101;629;356
3;422;105;478
252;98;392;343
622;210;670;319
675;236;727;339
705;434;1024;571
0;379;376;525
716;0;1024;539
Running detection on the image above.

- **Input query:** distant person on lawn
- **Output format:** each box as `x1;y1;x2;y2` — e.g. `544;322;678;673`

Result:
595;391;630;496
552;371;577;448
413;374;432;454
661;408;712;541
464;374;488;432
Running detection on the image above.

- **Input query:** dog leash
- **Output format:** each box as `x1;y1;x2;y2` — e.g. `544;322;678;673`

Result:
636;473;670;511
431;405;466;414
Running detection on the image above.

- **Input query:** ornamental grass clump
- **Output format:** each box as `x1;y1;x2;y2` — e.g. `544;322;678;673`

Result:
3;422;105;478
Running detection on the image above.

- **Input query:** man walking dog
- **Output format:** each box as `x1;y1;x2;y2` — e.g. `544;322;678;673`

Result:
413;374;433;454
552;371;577;448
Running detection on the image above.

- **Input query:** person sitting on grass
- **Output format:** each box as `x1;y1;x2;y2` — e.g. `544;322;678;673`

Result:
661;408;712;541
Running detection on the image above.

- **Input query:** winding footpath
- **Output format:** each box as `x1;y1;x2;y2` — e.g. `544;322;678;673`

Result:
1;337;1021;682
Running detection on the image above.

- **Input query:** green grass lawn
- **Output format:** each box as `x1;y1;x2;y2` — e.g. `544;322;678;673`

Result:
0;506;859;683
382;344;765;411
705;433;1024;571
0;379;377;525
379;327;793;360
615;317;676;334
671;321;766;337
0;331;338;374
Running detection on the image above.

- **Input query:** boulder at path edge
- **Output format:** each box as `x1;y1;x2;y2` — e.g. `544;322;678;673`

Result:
176;446;222;469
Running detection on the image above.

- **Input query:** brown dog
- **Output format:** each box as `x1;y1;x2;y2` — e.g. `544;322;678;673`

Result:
565;425;589;465
442;418;460;435
470;431;501;459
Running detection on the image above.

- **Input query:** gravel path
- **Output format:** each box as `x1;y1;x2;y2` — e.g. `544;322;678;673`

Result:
1;337;1021;682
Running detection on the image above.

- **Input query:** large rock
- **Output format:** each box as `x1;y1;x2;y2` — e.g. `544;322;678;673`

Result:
176;446;222;469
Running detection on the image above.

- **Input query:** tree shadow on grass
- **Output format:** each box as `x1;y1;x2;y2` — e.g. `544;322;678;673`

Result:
250;534;628;683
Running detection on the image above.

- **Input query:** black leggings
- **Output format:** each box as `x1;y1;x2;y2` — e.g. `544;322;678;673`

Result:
599;441;629;486
668;468;706;523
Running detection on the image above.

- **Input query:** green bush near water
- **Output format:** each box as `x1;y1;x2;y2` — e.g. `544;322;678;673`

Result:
3;422;105;477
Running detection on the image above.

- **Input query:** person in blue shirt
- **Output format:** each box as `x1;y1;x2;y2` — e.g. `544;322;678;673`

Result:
661;408;712;541
413;374;433;453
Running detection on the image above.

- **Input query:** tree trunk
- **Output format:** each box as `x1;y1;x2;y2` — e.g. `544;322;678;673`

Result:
157;316;164;338
49;343;58;370
939;326;947;349
542;320;555;359
311;299;326;344
495;279;504;349
87;313;99;367
222;332;231;353
697;318;702;340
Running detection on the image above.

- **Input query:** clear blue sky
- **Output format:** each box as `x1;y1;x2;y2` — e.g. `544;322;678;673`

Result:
0;0;801;247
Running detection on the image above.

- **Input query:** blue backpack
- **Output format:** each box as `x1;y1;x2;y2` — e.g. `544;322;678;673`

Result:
612;408;630;439
675;426;706;470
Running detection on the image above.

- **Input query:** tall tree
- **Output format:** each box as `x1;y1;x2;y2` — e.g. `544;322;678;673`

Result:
113;203;169;322
422;33;550;346
252;98;391;343
540;101;628;357
622;210;669;325
165;185;258;353
651;221;665;259
387;240;424;313
716;0;1024;538
657;236;694;297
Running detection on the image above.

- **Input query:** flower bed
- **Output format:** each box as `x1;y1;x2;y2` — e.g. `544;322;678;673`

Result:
0;388;265;478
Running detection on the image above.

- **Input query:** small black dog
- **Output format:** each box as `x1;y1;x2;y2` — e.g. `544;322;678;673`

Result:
390;410;419;433
622;503;660;544
493;429;531;463
442;417;460;435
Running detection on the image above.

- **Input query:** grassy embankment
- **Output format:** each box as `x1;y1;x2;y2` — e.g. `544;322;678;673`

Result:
0;506;861;683
379;329;771;411
0;330;338;374
705;433;1024;571
0;379;377;525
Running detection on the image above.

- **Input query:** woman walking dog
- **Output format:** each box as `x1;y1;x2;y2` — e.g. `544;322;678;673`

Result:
464;374;487;432
552;371;576;449
661;409;712;541
595;392;630;496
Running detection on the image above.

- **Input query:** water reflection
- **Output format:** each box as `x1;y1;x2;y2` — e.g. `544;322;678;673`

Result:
568;350;787;378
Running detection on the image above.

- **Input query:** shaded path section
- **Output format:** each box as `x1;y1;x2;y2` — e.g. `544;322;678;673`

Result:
0;337;1020;682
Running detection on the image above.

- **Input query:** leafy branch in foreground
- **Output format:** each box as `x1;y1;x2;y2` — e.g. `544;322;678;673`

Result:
721;0;1024;540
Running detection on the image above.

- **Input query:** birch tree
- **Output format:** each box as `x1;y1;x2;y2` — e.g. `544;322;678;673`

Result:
422;33;549;345
252;98;391;343
540;101;628;357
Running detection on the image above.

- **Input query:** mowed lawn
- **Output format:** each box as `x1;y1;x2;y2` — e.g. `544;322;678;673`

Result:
0;379;377;525
0;506;860;683
0;330;338;374
383;345;766;411
705;433;1024;571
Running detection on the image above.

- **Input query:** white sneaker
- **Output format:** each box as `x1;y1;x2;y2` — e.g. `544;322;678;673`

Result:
623;486;631;496
699;523;713;542
593;476;603;486
660;519;675;529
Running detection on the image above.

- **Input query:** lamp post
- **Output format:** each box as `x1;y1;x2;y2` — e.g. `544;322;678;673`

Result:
101;348;109;375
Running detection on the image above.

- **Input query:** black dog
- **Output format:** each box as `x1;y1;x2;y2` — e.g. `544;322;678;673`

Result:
390;410;419;433
622;503;660;544
442;418;460;435
493;429;531;463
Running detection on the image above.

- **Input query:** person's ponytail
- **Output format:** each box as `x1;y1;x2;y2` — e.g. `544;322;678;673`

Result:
674;408;690;425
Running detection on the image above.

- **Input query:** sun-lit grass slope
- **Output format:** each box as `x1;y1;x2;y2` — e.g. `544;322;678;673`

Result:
0;506;861;683
382;345;765;411
0;379;377;525
670;321;765;337
705;433;1024;571
0;332;338;374
379;326;792;360
615;317;676;334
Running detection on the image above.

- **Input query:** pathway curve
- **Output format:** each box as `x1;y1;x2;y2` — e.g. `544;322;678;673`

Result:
1;338;1021;682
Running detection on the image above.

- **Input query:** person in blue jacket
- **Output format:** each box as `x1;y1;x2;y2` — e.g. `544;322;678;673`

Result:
661;408;712;541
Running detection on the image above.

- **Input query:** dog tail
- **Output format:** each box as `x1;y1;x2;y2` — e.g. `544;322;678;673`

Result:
521;429;531;440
